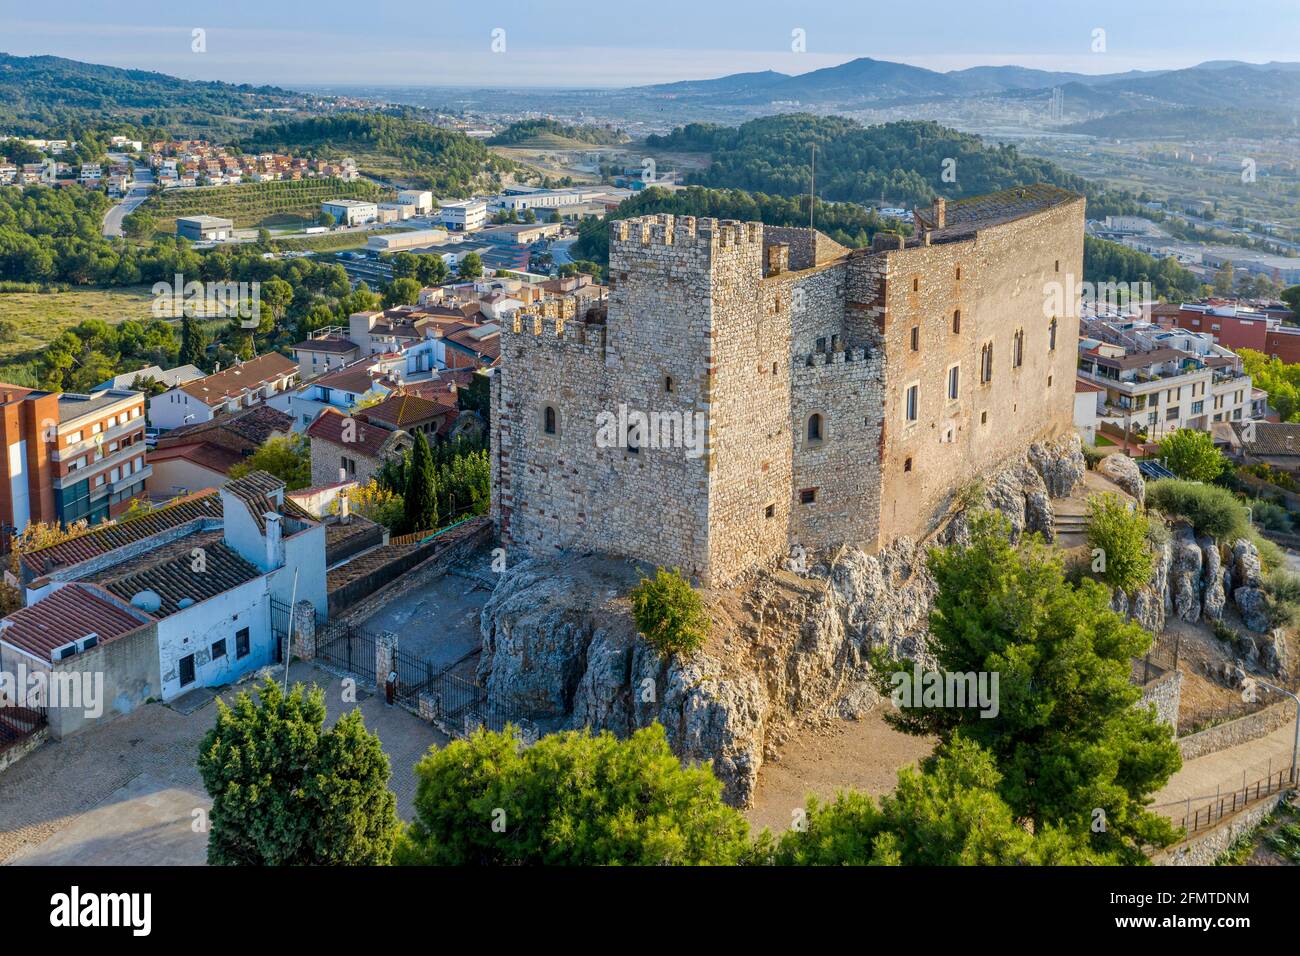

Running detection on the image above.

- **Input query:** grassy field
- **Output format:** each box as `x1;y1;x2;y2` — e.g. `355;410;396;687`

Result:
0;287;159;361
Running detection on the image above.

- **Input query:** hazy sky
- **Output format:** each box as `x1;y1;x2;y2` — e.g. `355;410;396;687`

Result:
2;0;1297;88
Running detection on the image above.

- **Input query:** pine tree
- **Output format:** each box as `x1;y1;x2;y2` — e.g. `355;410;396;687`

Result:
197;678;400;865
403;431;438;532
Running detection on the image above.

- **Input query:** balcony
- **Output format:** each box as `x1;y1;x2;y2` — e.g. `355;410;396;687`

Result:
53;420;145;463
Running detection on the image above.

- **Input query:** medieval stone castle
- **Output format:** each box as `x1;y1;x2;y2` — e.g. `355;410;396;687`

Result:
491;183;1086;586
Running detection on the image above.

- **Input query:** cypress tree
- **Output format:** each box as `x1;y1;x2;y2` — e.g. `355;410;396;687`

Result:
403;431;438;532
180;314;206;368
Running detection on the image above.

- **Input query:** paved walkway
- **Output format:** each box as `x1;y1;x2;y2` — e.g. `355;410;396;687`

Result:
0;662;446;866
1152;720;1298;824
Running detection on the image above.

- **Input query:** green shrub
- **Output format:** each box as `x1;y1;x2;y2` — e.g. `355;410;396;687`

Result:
630;566;710;658
1146;479;1249;541
1248;529;1286;572
1249;499;1293;533
1081;444;1104;470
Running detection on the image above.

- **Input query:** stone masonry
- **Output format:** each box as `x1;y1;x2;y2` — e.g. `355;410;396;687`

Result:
492;184;1086;585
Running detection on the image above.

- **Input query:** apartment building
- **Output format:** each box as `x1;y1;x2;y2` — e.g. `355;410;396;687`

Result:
1077;319;1257;443
321;199;377;226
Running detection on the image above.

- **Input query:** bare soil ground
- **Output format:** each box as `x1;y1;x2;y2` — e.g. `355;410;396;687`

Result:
745;709;934;834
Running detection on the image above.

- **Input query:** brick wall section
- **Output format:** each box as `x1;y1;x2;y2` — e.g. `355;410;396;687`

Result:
1178;698;1298;761
492;193;1084;584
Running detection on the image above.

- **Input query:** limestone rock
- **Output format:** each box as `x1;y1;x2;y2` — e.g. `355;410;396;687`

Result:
1171;527;1204;624
1234;586;1271;633
656;657;767;806
1258;628;1290;679
1028;433;1085;499
1199;535;1225;622
1230;539;1262;591
1097;454;1145;507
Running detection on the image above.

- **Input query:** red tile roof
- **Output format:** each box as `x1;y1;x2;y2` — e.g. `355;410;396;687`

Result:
306;407;408;459
0;584;151;661
179;353;298;407
363;393;447;429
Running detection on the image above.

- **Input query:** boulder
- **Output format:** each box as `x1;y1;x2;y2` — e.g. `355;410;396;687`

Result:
1097;453;1145;507
1028;433;1085;499
1230;538;1262;591
1257;629;1290;679
1234;586;1272;633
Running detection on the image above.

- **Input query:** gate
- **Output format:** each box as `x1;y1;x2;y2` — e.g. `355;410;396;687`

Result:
316;620;379;684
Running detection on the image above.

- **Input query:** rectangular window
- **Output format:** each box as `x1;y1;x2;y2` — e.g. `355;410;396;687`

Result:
799;488;817;505
910;326;919;351
1191;401;1204;415
947;365;960;401
905;384;919;422
211;639;227;660
1166;406;1179;421
236;627;250;659
179;653;196;687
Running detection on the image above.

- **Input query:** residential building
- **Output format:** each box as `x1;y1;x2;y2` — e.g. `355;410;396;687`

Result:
289;359;399;431
149;353;299;431
52;389;150;525
1076;318;1257;443
291;328;360;379
96;364;204;392
306;407;411;486
147;405;294;498
5;472;327;736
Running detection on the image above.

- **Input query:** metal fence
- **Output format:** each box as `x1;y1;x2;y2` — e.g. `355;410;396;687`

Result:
1175;768;1295;835
316;620;379;684
0;705;47;756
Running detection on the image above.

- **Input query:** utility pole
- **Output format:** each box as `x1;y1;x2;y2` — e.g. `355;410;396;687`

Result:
809;144;816;229
1254;679;1299;784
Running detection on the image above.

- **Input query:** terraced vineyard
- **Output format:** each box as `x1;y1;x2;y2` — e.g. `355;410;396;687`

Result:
142;179;388;229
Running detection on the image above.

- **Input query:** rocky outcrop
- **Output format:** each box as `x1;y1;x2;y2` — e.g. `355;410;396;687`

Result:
1097;454;1145;507
1128;532;1172;633
473;435;1099;807
1171;526;1204;624
1230;538;1263;591
946;433;1084;548
1259;629;1290;679
1028;433;1085;499
1234;586;1272;633
1200;535;1226;622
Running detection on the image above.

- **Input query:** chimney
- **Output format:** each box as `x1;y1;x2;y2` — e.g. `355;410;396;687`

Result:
932;197;946;229
872;232;906;252
264;512;284;571
339;492;351;524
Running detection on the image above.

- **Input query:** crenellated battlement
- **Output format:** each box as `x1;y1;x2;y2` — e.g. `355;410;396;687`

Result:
503;311;606;354
610;213;763;254
801;346;873;367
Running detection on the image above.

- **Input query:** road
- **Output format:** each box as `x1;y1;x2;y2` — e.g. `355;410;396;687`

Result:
101;160;153;238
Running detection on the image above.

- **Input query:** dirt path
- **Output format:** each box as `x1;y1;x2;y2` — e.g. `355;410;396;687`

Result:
1152;720;1299;824
745;710;934;835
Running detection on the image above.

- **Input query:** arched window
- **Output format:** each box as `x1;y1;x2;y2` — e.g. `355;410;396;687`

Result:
1012;329;1024;368
542;405;557;435
664;375;674;393
807;413;823;442
980;343;993;383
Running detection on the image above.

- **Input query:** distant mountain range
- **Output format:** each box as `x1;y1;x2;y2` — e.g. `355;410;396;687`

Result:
633;57;1300;115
